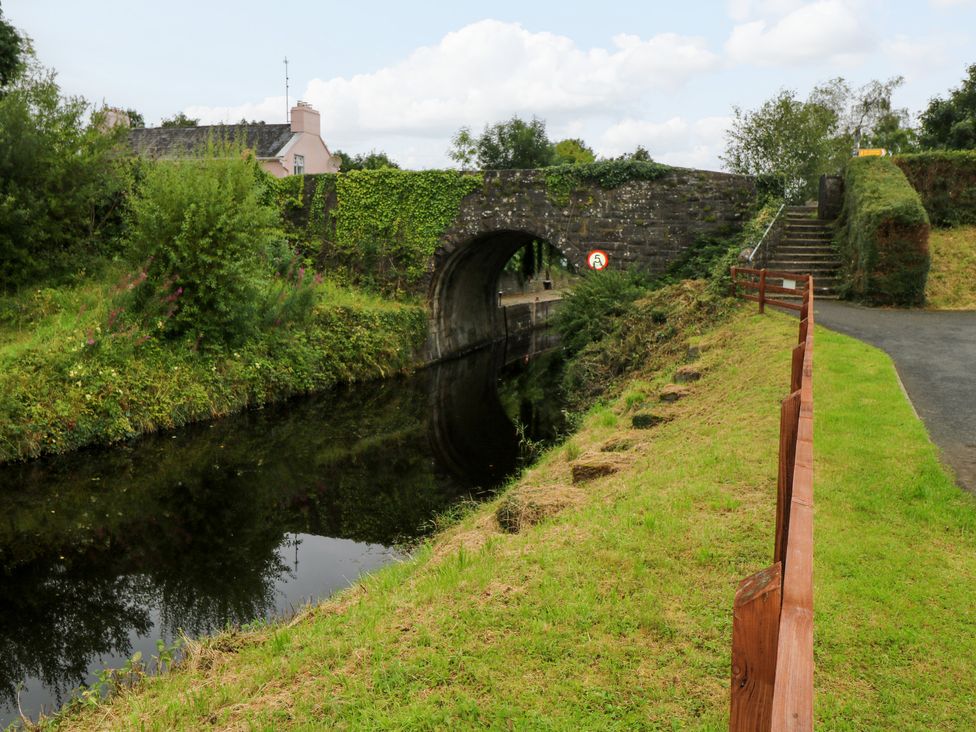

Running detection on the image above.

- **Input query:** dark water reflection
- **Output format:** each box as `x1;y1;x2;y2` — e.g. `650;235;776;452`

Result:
0;333;566;725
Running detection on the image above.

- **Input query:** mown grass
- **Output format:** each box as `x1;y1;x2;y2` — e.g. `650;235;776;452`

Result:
0;268;427;463
53;306;976;730
926;225;976;310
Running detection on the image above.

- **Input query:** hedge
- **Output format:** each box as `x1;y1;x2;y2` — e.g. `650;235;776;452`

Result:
836;157;930;306
894;151;976;227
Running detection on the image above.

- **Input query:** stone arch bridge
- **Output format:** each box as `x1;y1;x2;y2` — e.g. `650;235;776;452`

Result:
298;168;756;362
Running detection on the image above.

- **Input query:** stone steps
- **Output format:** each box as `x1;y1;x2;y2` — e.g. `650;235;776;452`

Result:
765;207;842;297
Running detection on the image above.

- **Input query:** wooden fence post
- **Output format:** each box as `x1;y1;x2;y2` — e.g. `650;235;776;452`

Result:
759;269;767;314
731;267;738;298
731;562;783;731
775;391;801;567
791;344;805;393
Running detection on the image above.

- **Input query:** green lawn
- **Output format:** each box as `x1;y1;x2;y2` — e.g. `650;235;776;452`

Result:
55;306;976;731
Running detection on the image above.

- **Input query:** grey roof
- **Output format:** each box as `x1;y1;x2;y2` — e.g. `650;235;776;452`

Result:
128;124;295;159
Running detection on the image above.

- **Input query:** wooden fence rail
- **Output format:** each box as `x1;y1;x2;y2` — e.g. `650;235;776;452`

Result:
729;268;815;731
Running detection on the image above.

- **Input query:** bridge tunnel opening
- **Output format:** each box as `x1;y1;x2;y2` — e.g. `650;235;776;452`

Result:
429;230;578;360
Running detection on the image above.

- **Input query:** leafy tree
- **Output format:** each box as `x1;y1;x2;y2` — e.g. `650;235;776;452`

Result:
724;77;915;200
609;145;655;162
810;76;913;153
919;63;976;150
124;108;145;127
0;56;133;291
723;89;838;200
333;149;400;171
125;141;283;346
552;138;596;165
448;127;477;169
0;3;22;90
449;116;554;169
160;111;200;128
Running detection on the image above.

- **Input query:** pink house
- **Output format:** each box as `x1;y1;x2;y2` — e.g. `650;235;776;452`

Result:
128;102;340;176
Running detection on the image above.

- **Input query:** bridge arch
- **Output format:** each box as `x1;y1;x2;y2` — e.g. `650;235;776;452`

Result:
427;228;578;360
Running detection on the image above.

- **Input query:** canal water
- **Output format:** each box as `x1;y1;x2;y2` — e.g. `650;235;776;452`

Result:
0;334;566;726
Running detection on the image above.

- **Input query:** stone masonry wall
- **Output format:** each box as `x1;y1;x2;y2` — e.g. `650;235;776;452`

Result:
434;168;757;279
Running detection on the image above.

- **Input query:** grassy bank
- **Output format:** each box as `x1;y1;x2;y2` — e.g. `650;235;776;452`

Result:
53;302;976;730
926;225;976;310
0;269;427;463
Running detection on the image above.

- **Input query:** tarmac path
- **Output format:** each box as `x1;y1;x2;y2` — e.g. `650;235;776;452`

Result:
813;301;976;493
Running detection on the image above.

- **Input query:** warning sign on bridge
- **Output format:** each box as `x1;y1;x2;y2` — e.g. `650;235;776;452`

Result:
587;250;609;270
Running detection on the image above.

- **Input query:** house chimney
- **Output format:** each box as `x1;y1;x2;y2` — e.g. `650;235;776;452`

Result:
290;101;320;136
101;107;131;130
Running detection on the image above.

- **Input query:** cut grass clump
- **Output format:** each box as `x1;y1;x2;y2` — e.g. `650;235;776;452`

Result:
53;305;976;731
925;225;976;310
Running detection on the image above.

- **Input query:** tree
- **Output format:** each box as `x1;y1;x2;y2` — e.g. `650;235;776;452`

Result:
160;112;199;128
919;63;976;150
810;76;913;153
723;89;838;200
614;145;654;162
333;149;400;171
448;127;477;169
552;138;596;165
125;108;145;128
449;116;554;169
0;55;132;291
0;4;22;91
723;77;915;200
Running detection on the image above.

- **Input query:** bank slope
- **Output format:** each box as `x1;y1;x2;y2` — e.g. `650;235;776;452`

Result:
57;307;976;730
0;277;426;463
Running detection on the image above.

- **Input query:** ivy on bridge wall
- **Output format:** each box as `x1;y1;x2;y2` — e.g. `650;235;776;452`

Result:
276;170;484;295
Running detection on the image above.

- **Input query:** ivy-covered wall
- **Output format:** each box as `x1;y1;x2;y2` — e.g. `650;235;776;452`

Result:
277;170;484;295
894;151;976;227
836;157;930;306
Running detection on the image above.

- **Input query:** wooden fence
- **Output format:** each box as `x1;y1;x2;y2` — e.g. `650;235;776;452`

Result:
729;268;815;731
730;267;810;314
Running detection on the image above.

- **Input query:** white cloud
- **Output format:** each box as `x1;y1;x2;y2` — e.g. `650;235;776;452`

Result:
186;19;719;166
725;0;874;66
599;115;732;171
882;34;956;73
726;0;805;22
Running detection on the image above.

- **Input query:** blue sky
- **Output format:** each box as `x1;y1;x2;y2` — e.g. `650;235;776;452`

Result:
6;0;976;169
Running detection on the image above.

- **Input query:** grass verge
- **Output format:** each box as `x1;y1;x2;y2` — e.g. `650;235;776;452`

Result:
0;269;427;463
926;225;976;310
51;305;976;730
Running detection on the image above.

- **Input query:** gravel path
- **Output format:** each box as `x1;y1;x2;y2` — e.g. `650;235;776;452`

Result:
813;301;976;493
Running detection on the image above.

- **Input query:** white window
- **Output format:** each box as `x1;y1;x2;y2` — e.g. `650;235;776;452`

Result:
293;154;305;175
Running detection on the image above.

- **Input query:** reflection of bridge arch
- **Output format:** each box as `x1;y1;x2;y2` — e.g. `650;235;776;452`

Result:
428;228;578;360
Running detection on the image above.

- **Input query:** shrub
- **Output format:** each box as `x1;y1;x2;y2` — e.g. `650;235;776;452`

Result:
544;160;670;204
125;141;283;346
562;281;729;405
552;268;652;356
894;151;976;227
836;157;930;305
0;61;133;292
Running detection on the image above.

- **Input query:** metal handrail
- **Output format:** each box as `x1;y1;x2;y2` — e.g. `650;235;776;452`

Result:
748;203;786;263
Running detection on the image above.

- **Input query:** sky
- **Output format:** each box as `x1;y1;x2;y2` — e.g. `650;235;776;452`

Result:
5;0;976;171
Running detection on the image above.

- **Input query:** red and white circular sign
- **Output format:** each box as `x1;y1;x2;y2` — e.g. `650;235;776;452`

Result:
586;249;609;270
